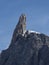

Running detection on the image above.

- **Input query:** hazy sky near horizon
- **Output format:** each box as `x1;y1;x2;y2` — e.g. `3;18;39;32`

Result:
0;0;49;51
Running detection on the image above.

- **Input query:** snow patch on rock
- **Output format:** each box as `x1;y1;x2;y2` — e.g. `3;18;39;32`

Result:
22;30;40;36
28;30;40;34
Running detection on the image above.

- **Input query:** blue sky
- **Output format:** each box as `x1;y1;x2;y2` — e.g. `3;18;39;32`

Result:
0;0;49;51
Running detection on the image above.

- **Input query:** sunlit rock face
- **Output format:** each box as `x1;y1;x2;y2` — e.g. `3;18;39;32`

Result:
0;14;49;65
11;14;26;44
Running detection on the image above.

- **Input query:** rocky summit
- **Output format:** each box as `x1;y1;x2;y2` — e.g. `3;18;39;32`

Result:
0;14;49;65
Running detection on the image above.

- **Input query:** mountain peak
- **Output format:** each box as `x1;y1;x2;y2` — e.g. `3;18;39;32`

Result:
11;14;26;43
0;14;49;65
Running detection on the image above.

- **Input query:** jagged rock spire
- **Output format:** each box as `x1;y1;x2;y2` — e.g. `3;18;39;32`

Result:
1;14;49;65
11;14;26;43
17;14;26;34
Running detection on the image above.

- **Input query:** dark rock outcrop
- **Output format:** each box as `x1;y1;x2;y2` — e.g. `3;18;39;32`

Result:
0;14;49;65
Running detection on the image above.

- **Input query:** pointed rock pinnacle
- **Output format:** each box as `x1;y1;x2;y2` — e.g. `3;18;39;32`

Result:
11;14;26;43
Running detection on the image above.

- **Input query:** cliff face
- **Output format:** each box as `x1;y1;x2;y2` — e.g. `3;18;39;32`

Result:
0;14;49;65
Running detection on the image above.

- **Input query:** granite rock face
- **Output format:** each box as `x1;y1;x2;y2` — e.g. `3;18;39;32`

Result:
11;14;26;44
0;14;49;65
